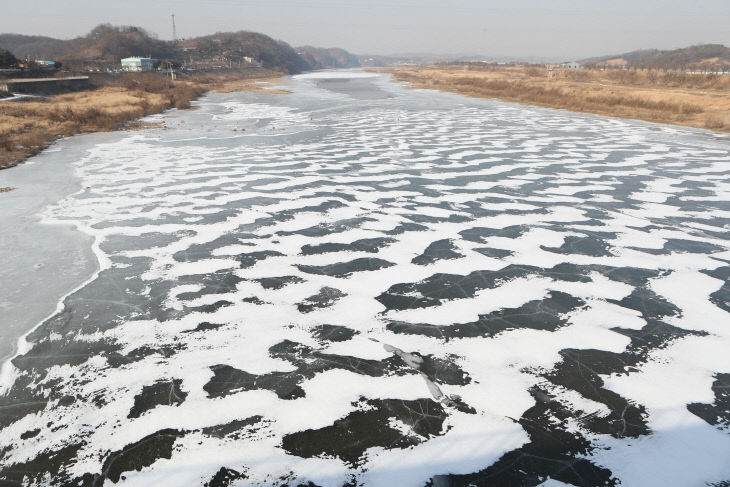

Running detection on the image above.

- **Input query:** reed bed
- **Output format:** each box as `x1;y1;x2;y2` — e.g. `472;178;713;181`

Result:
0;69;283;169
382;65;730;134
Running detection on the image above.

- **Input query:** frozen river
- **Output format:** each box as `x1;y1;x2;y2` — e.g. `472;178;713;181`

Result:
1;71;730;487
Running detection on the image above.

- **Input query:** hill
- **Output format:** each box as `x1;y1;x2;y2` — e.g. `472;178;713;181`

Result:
0;33;70;59
582;44;730;68
296;46;360;69
0;47;17;68
181;31;310;73
0;25;361;74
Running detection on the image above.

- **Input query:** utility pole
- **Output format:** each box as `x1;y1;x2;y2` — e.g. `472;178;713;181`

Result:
171;14;177;44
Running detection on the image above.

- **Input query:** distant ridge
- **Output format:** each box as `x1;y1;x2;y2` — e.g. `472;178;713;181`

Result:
296;46;360;69
0;24;359;74
581;44;730;68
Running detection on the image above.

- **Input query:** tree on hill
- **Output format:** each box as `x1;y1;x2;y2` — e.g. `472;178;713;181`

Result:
186;31;309;73
0;47;18;67
73;24;178;62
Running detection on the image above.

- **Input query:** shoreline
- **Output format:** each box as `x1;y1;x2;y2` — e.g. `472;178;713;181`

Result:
0;73;289;392
0;69;288;170
376;65;730;134
0;133;104;378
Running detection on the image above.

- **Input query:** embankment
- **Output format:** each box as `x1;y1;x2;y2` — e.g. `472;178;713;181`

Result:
0;68;285;169
379;65;730;133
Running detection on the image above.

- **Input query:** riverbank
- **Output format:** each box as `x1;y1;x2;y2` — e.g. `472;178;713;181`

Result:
378;65;730;133
0;68;286;169
0;132;107;369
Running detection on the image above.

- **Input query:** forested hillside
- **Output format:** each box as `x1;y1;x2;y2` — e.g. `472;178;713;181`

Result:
0;25;360;74
583;44;730;68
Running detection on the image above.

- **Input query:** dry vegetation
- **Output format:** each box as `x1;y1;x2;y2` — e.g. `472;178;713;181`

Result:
379;65;730;133
0;69;285;169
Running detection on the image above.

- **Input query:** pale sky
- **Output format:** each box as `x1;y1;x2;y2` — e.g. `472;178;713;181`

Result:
0;0;729;60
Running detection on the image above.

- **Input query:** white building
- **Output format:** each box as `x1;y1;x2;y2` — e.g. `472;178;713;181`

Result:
121;57;155;72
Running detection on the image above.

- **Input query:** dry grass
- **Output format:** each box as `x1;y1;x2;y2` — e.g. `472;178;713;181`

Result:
377;65;730;133
0;69;285;169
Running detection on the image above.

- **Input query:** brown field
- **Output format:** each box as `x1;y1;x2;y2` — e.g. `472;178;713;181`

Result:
0;69;286;169
377;65;730;133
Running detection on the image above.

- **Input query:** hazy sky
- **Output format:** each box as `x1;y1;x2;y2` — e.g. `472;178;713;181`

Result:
1;0;729;60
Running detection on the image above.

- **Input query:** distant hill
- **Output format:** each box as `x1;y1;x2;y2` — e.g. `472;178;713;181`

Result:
0;34;72;59
0;25;176;63
582;44;730;68
0;47;17;67
181;31;309;73
0;24;360;74
296;46;360;69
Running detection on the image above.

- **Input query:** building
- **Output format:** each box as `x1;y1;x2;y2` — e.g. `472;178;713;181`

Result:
37;60;57;69
121;57;155;72
242;56;261;67
560;62;584;69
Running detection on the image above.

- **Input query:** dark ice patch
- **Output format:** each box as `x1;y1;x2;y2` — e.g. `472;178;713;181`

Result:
101;428;186;483
12;337;122;375
631;238;726;256
20;428;41;440
184;322;225;333
412;239;465;265
280;199;347;216
24;257;178;340
187;300;234;313
701;266;730;313
238;250;284;268
1;391;43;425
176;271;243;300
127;379;188;419
387;291;584;339
664;238;727;254
277;217;375;237
473;247;513;259
687;373;730;430
459;225;528;243
611;320;705;367
375;263;593;311
173;234;244;262
281;398;447;465
300;237;396;255
401;213;471;224
297;287;347;313
311;324;358;343
254;275;306;290
201;415;264;439
297;258;395;278
541;235;614;257
545;349;650;438
123;343;185;362
608;288;680;321
429;386;617;487
101;230;195;253
204;467;248;487
204;341;407;400
377;266;535;311
592;265;662;287
0;443;87;487
382;222;429;235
